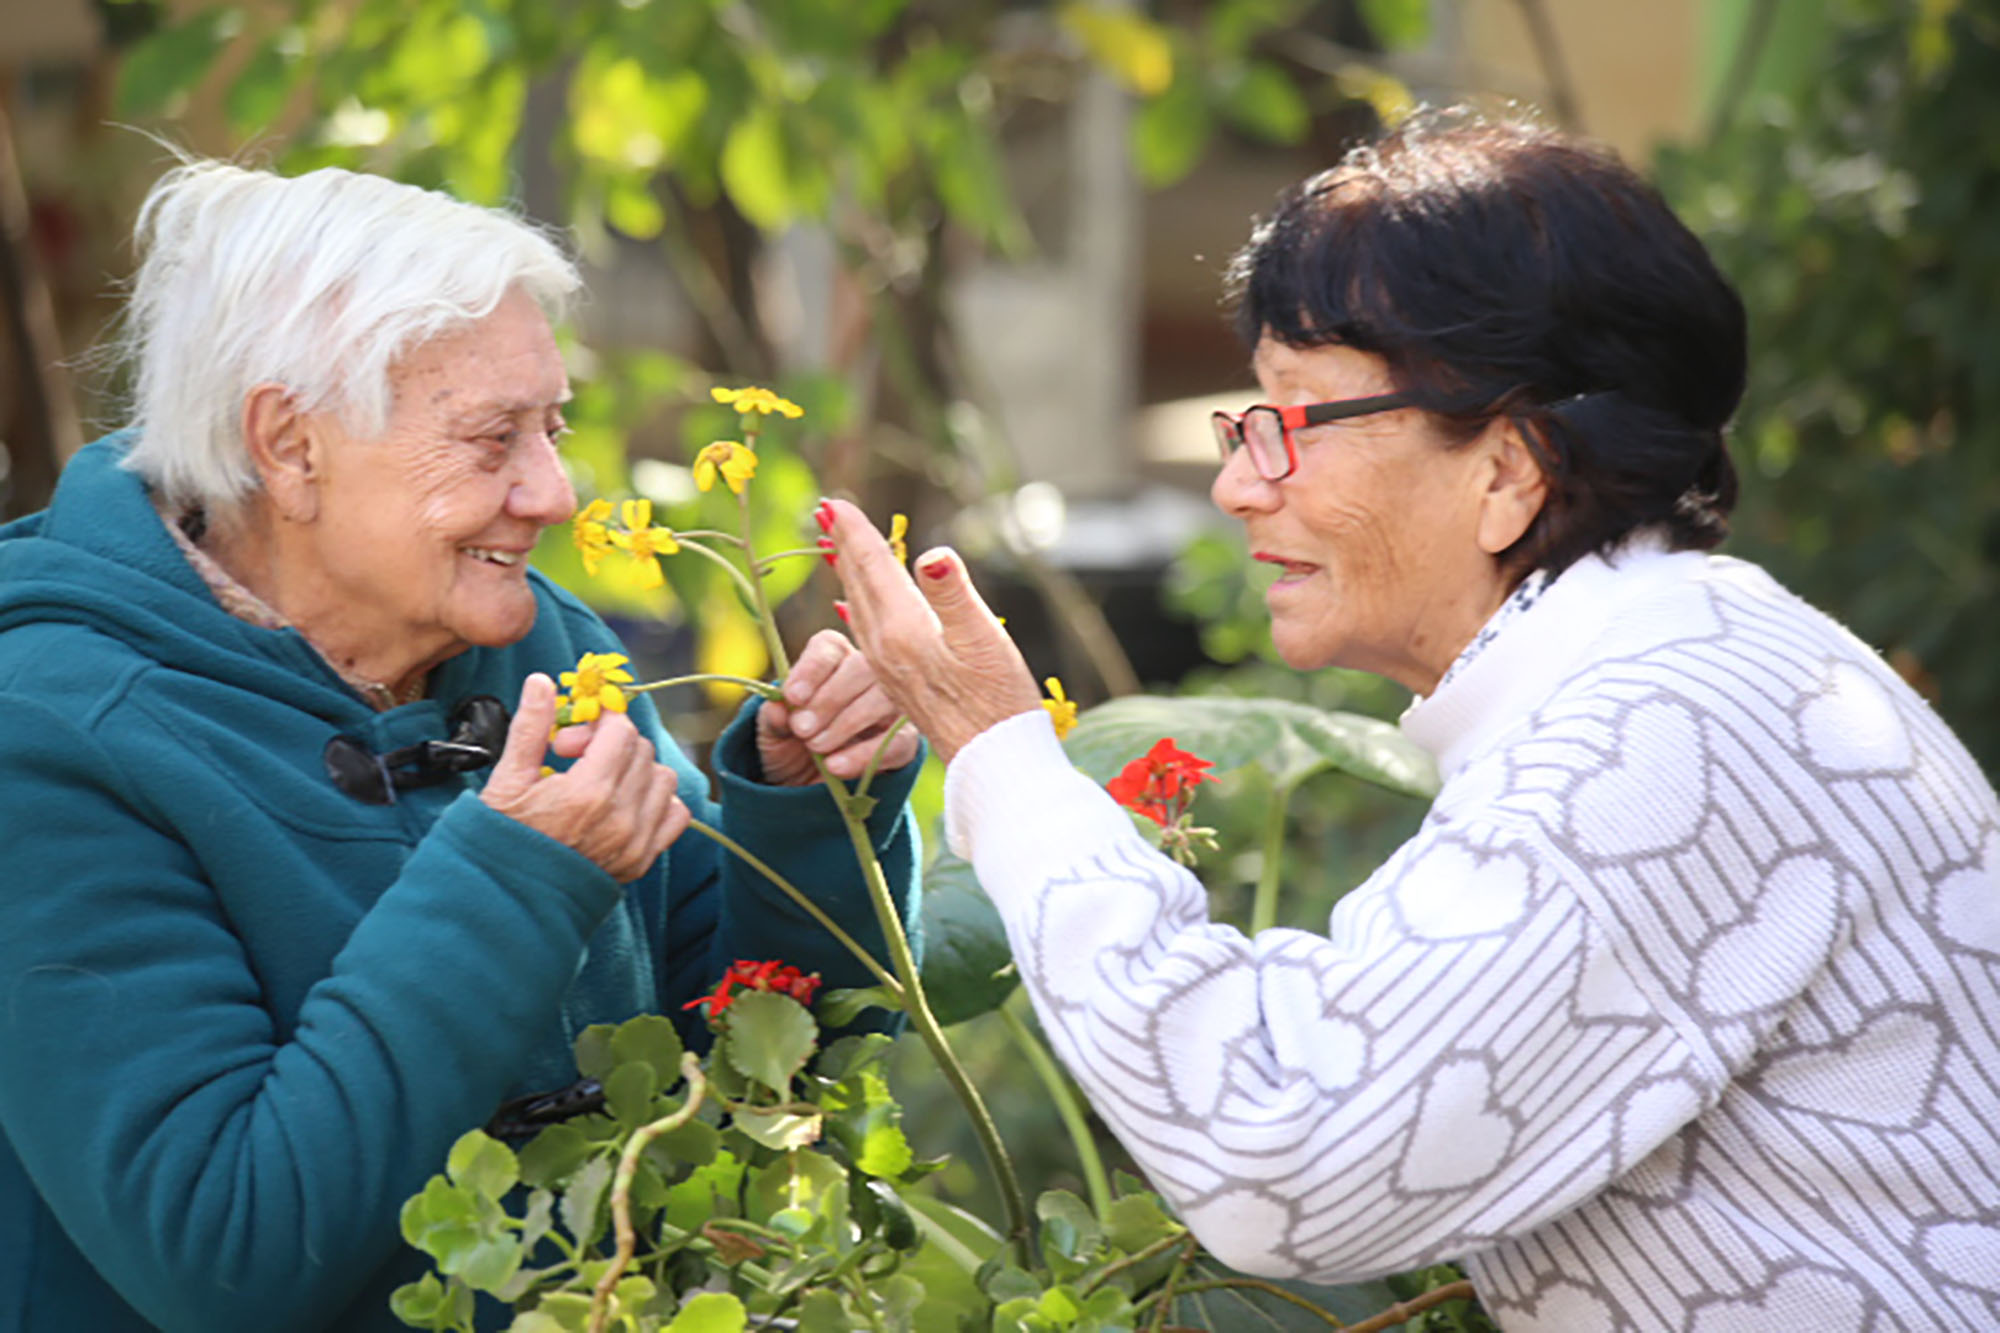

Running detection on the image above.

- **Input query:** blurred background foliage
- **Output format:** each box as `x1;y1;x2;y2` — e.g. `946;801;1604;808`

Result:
2;0;1994;1326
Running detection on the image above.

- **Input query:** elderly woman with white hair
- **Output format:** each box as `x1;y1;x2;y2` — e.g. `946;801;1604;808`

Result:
0;163;920;1332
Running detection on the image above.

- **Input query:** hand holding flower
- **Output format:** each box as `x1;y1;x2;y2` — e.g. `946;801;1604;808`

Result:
756;629;920;784
481;673;691;881
820;498;1043;763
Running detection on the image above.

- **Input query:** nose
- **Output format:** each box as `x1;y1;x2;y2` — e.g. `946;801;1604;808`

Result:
1210;444;1282;519
508;431;577;527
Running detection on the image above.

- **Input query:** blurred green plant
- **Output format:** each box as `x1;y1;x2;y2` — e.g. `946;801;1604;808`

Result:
1658;0;2000;773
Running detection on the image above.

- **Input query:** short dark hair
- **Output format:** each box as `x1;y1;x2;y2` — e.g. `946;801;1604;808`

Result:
1225;111;1746;576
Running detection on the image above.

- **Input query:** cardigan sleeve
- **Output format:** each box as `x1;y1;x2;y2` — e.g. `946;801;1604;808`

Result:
0;694;628;1333
944;710;1723;1283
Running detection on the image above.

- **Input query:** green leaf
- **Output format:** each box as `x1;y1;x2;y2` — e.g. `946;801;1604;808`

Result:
1065;694;1440;797
610;1013;687;1087
864;1179;921;1250
1357;0;1432;51
1216;60;1309;142
116;9;235;116
604;1061;659;1130
1131;75;1211;186
223;39;297;134
720;104;799;230
667;1291;748;1332
747;1148;848;1229
816;984;903;1028
561;1154;613;1248
517;1124;593;1188
446;1130;519;1201
856;1119;914;1178
723;990;818;1091
573;1024;618;1079
795;1289;849;1333
1102;1192;1180;1254
729;1105;822;1151
389;1272;449;1326
815;1032;895;1082
454;1231;524;1294
918;854;1020;1025
664;1151;746;1235
642;1114;721;1171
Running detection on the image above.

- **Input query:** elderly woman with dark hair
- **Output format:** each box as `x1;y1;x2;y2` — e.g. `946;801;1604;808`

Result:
0;162;919;1332
823;115;2000;1330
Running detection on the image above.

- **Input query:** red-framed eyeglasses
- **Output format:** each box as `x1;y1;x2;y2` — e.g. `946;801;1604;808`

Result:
1211;392;1414;480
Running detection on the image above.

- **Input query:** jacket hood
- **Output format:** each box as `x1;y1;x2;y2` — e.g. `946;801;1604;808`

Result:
0;434;384;722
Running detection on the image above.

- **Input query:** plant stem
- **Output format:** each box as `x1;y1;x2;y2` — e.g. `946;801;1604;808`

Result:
684;819;902;994
1343;1280;1479;1333
1143;1276;1345;1327
1000;999;1110;1218
627;673;782;700
1080;1229;1188;1298
673;533;763;609
1247;776;1297;936
820;759;1035;1268
588;1053;708;1333
852;717;910;802
755;546;833;573
739;487;793;678
1145;1238;1198;1333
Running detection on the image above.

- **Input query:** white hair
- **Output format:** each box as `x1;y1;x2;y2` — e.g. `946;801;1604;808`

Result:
116;159;581;511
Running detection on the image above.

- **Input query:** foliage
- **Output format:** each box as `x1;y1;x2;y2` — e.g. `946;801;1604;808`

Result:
1656;0;2000;772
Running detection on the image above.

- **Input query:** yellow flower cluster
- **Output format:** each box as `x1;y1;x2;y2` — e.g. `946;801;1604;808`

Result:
888;513;909;565
1041;677;1078;739
694;441;758;496
571;498;680;587
559;651;635;723
711;384;804;418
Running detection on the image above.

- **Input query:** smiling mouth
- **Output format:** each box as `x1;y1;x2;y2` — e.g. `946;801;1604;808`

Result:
462;547;525;568
1253;552;1319;582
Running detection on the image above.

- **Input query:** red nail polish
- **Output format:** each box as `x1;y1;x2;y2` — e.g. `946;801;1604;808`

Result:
814;500;834;534
817;537;837;568
834;601;850;624
921;558;950;580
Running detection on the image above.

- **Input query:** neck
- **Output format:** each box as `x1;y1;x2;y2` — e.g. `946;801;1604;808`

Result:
201;501;442;700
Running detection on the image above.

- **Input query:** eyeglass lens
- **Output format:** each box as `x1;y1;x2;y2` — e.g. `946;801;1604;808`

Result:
1212;410;1290;479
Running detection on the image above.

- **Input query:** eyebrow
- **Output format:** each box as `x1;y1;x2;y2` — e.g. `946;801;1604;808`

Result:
445;390;574;424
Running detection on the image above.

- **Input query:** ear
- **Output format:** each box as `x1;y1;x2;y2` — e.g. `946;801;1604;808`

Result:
241;383;322;523
1473;418;1549;557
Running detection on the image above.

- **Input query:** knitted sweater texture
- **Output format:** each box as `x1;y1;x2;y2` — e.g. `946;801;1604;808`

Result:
945;543;2000;1331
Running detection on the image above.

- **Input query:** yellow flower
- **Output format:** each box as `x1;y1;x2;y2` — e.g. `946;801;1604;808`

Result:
559;651;635;724
889;512;909;565
693;440;758;495
571;498;616;576
1041;677;1078;740
711;384;804;418
610;498;681;589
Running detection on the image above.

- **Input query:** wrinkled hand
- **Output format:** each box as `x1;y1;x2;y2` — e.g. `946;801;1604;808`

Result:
757;628;921;785
821;498;1042;763
481;674;690;881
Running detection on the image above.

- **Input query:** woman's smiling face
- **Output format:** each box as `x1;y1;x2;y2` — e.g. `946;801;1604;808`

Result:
1209;336;1529;695
293;288;576;684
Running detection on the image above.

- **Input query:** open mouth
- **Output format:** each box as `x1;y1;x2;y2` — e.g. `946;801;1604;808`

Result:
462;547;525;568
1254;552;1319;583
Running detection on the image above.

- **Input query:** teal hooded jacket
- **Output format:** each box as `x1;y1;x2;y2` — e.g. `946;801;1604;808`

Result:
0;438;921;1331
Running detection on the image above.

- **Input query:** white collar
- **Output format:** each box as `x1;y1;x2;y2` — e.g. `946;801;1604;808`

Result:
1401;531;1697;782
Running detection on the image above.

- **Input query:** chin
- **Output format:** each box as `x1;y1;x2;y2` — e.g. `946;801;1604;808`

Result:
455;595;541;649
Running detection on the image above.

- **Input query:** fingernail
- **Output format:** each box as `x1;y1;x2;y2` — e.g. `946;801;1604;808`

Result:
814;500;834;534
793;712;817;735
921;557;951;580
817;536;838;567
834;601;850;624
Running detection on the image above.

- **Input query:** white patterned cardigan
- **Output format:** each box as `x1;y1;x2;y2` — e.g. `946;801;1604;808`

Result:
943;544;2000;1331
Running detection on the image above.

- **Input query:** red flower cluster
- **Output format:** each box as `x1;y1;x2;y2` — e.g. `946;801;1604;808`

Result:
1105;738;1215;828
682;958;822;1022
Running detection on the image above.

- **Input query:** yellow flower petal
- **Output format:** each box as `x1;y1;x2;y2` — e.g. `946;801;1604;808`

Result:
620;498;654;531
1041;676;1078;739
571;694;602;724
601;685;628;713
889;513;909;565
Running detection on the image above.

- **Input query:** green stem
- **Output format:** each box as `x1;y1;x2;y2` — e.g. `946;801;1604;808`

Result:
1080;1230;1188;1299
589;1053;707;1333
1141;1274;1345;1328
1145;1238;1199;1333
673;534;761;609
1000;999;1110;1219
627;673;781;700
668;527;747;547
1247;776;1297;936
738;487;792;678
684;819;902;994
852;716;910;803
819;757;1035;1269
755;546;834;573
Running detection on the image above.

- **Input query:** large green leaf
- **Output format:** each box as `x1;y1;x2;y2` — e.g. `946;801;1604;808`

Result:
723;990;818;1091
918;854;1019;1026
1064;695;1439;799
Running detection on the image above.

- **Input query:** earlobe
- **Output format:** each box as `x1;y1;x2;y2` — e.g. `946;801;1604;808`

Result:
1475;420;1549;556
241;383;320;523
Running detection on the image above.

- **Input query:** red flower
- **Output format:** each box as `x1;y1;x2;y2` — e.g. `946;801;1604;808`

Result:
683;958;823;1021
1105;738;1215;828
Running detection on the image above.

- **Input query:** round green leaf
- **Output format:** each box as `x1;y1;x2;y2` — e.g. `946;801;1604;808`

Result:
604;1060;659;1130
722;990;818;1091
446;1130;519;1201
517;1124;593;1189
1064;694;1439;798
573;1023;618;1079
918;854;1019;1026
609;1013;687;1087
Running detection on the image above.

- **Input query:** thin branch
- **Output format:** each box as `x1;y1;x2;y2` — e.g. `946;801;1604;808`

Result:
1705;0;1782;143
588;1052;708;1333
1512;0;1584;130
1344;1279;1479;1333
